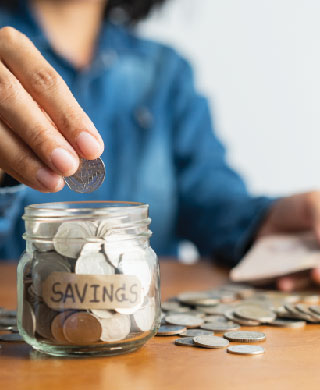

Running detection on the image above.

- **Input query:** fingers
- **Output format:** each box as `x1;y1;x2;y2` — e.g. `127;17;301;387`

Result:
277;275;311;292
0;118;64;192
0;27;104;160
311;268;320;284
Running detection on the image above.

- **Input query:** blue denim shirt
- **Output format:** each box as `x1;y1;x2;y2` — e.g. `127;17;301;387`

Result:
0;3;274;263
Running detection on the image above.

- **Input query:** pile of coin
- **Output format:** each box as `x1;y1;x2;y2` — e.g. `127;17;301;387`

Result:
0;308;24;343
157;284;320;355
20;215;159;347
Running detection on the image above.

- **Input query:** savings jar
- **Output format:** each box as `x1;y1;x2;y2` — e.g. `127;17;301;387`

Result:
17;201;161;357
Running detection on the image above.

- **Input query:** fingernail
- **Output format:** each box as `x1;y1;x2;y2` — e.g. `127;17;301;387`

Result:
76;132;104;159
50;147;79;176
37;168;64;192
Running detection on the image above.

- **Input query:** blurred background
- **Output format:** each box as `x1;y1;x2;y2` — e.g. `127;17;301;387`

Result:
138;0;320;197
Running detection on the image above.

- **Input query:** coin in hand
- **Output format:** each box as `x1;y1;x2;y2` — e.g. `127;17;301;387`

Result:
65;158;105;193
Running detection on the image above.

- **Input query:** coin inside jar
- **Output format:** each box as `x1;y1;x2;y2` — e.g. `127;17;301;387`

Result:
51;310;75;344
63;312;102;345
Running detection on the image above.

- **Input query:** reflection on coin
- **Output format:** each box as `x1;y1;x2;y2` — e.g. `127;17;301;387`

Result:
99;314;131;342
165;314;204;329
224;331;266;342
54;221;98;258
65;158;106;193
175;337;196;347
194;335;229;349
0;334;24;342
51;310;75;344
268;320;306;328
63;312;102;345
201;322;240;333
180;329;213;337
227;345;265;356
156;325;187;336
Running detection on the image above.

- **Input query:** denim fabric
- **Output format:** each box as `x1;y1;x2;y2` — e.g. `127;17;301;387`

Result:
0;3;274;263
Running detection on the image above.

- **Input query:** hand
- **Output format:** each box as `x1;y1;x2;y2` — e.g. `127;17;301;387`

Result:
258;191;320;291
0;27;104;192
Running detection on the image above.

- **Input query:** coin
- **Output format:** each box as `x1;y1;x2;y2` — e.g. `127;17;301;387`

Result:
0;309;17;317
54;221;98;258
51;310;75;344
65;158;105;193
63;312;102;345
75;252;115;276
0;317;17;326
22;301;36;337
0;334;24;342
268;320;306;328
194;335;229;349
177;292;220;307
309;306;320;316
180;329;213;337
132;298;155;332
99;314;131;342
165;314;204;328
227;345;265;356
156;325;187;336
224;310;260;326
224;331;266;342
201;322;240;332
34;302;58;340
32;251;71;295
161;301;183;312
175;337;196;347
234;306;275;323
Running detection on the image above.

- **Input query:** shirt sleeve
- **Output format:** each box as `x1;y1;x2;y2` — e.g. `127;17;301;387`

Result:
172;55;275;267
0;184;26;252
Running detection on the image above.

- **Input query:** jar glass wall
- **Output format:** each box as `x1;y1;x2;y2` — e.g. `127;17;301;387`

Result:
17;201;161;357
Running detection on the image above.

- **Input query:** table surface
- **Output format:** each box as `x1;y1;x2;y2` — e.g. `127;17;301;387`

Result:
1;260;320;390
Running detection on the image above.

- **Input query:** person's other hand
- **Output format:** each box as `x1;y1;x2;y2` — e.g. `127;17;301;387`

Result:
0;27;104;192
258;191;320;291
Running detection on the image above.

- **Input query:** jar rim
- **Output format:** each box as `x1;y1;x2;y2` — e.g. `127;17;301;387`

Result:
24;201;147;216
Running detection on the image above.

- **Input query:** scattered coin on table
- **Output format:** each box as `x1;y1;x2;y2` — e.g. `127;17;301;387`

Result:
0;334;24;342
227;345;265;356
180;329;214;337
165;314;204;328
175;337;196;347
224;331;266;343
156;325;187;336
193;335;229;349
200;322;240;333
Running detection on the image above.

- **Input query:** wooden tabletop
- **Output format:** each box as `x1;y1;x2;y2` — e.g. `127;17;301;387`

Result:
1;260;320;390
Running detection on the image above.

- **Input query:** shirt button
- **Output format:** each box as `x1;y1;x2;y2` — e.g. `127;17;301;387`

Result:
135;107;153;129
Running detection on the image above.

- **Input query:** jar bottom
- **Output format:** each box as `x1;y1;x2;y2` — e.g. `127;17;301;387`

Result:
21;330;156;357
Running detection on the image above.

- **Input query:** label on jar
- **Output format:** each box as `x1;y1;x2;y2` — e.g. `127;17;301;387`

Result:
42;272;142;310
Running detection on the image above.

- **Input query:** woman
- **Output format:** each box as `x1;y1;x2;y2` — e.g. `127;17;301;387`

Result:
0;0;319;291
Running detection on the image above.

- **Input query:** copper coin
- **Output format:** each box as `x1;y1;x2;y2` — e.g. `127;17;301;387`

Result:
51;311;75;344
63;312;102;345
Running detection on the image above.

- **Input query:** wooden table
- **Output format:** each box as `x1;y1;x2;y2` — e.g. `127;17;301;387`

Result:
1;260;320;390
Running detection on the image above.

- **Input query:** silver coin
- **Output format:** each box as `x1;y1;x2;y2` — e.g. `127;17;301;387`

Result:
180;329;214;338
268;320;306;328
177;291;220;307
65;158;105;193
224;310;260;326
227;345;265;356
0;309;17;318
194;335;229;349
224;331;266;342
165;314;204;328
156;325;187;336
175;337;196;347
201;322;240;332
0;333;24;342
0;317;17;326
234;306;275;323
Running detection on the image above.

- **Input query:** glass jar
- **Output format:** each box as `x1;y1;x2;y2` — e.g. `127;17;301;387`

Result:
17;201;161;357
